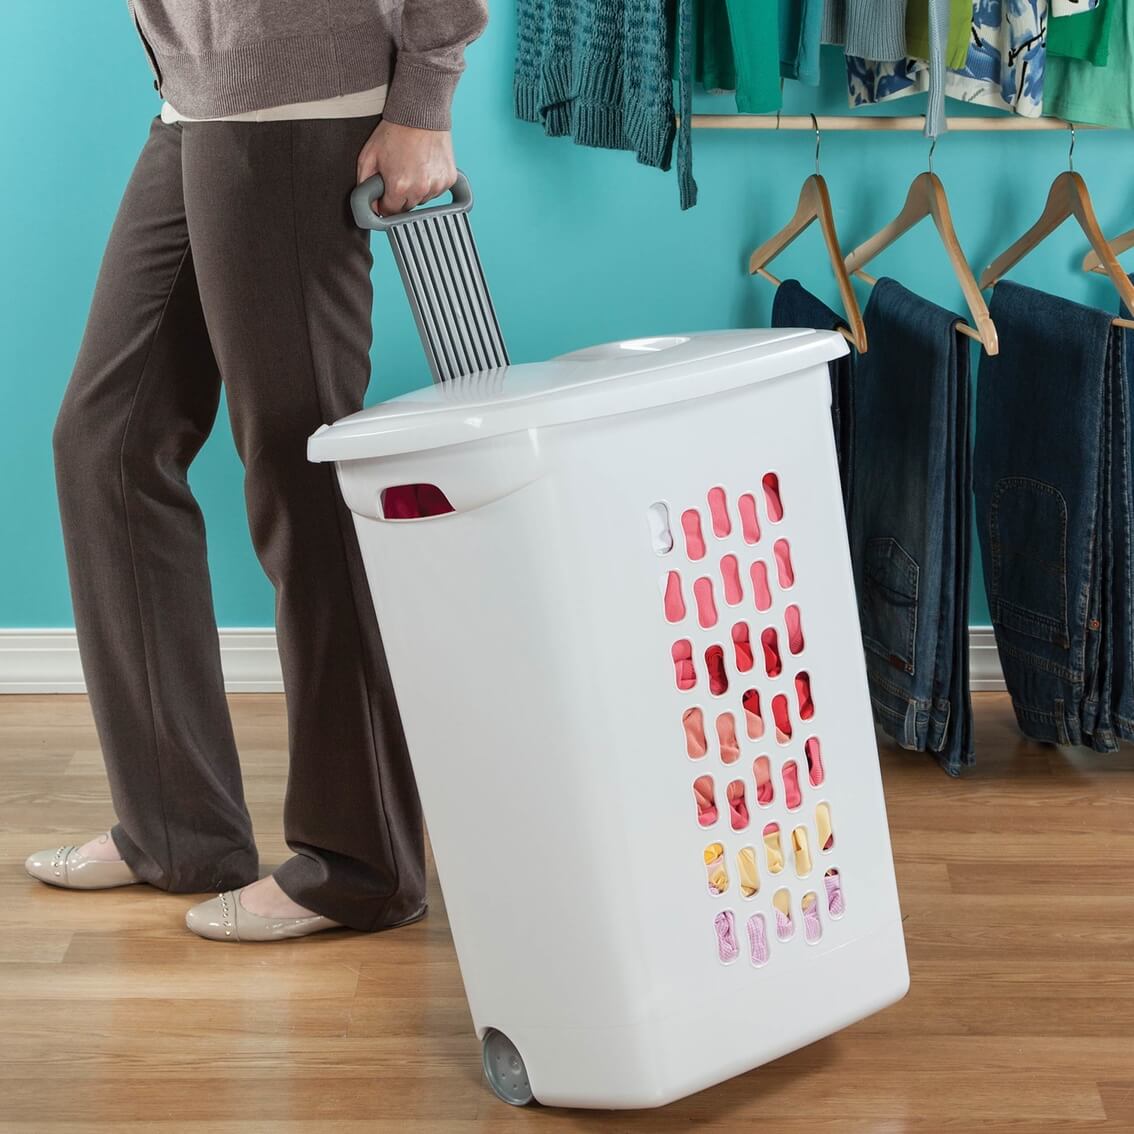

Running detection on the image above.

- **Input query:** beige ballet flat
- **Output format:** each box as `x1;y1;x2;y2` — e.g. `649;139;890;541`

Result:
25;843;140;890
185;888;342;942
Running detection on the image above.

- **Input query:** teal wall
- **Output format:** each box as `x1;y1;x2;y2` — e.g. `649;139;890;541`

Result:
2;4;1131;628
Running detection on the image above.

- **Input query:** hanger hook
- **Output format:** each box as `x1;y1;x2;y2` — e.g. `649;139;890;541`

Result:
920;114;939;174
810;113;821;175
1067;119;1076;172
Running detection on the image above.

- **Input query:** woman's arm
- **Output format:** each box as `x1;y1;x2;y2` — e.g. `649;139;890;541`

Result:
357;0;489;216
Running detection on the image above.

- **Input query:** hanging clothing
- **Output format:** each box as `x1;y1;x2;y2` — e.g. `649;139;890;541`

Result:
974;282;1133;750
780;0;827;83
1046;0;1134;124
770;281;855;516
822;0;909;60
513;0;698;207
685;0;782;111
906;0;972;69
846;0;948;136
849;278;974;774
1048;0;1113;63
849;0;1048;126
689;0;739;93
730;0;783;112
945;0;1048;115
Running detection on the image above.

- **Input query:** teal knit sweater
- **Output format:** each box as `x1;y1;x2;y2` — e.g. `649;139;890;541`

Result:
514;0;697;209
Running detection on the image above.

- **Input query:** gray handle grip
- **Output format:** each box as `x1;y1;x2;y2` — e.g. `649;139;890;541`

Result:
351;170;474;231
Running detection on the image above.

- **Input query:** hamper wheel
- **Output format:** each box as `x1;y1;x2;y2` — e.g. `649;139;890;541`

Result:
482;1028;535;1106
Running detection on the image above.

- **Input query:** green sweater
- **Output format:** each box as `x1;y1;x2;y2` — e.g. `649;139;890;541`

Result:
514;0;698;208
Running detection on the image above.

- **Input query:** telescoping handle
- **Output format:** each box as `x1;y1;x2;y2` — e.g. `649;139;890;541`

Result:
350;170;508;384
350;171;475;231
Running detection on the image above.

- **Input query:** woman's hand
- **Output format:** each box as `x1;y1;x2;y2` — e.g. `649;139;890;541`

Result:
356;120;457;216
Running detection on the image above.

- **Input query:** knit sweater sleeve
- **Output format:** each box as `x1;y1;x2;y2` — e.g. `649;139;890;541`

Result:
846;0;907;62
383;0;489;131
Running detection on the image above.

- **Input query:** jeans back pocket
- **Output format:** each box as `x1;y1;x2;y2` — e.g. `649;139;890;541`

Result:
859;537;919;675
988;477;1069;647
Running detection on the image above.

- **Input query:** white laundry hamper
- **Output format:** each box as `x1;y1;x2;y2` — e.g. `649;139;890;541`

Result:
307;327;909;1110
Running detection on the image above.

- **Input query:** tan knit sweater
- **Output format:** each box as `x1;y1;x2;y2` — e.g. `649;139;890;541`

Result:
127;0;487;131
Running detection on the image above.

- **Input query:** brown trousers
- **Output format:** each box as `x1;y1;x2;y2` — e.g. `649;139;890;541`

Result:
53;115;426;931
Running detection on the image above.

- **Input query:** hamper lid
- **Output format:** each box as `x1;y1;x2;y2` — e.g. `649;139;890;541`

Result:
307;328;846;463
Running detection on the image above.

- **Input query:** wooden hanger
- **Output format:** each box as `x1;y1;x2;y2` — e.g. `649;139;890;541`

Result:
748;115;868;352
1083;228;1134;275
981;124;1134;329
842;138;998;355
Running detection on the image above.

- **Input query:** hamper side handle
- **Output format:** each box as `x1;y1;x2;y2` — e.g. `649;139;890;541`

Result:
332;439;543;522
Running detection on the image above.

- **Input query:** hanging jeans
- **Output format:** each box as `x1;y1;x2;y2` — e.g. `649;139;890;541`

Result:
771;280;855;515
973;281;1132;750
849;278;973;774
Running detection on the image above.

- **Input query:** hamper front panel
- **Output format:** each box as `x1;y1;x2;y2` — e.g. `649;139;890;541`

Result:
596;368;905;1021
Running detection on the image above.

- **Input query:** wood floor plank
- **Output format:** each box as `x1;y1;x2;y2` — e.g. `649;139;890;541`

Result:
1;690;1132;1130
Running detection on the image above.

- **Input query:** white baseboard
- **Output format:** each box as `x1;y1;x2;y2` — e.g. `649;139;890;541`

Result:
1;626;1005;695
0;628;283;694
968;626;1005;692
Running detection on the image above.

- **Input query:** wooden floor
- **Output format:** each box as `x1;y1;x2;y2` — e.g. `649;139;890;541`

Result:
1;693;1133;1132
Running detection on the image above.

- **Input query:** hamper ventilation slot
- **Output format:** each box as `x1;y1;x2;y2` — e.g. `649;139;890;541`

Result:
785;604;805;654
795;672;814;720
708;486;731;537
715;910;740;963
380;484;455;519
694;775;717;827
738;493;761;544
716;712;740;764
773;888;794;940
763;823;784;874
682;707;707;759
672;640;696;691
737;846;760;897
761;627;782;678
727;779;750;831
705;843;728;895
682;509;707;560
816;802;835;851
753;756;773;806
648;502;674;554
802;891;823;942
763;473;784;522
732;623;754;672
747;913;770;966
824;868;846;916
721;555;744;605
705;645;728;696
663;572;686;623
774;539;795;588
771;694;792;742
742;689;764;740
694;577;719;629
782;761;802;810
792;825;812;877
750;561;773;611
805;737;825;786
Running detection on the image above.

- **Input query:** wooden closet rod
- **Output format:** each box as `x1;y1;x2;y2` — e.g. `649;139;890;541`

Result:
686;114;1103;132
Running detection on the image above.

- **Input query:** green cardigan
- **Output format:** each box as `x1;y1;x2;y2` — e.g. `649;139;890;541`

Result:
514;0;698;208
